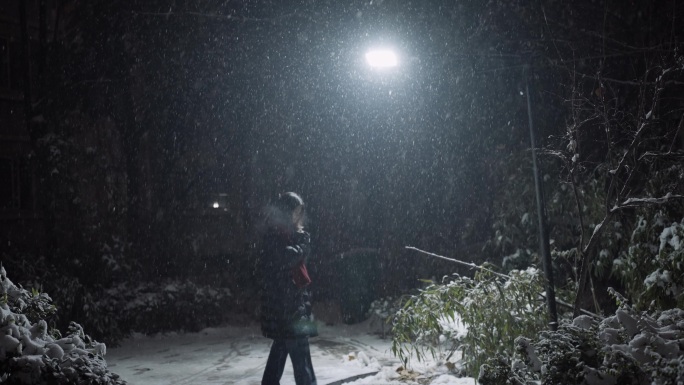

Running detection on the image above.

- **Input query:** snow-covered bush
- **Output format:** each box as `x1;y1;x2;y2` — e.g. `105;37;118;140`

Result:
391;266;555;378
6;252;234;345
0;265;125;384
367;296;403;321
612;212;684;310
85;280;232;343
479;289;684;385
366;296;403;338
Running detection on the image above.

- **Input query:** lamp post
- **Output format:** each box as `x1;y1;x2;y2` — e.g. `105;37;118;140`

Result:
524;66;558;331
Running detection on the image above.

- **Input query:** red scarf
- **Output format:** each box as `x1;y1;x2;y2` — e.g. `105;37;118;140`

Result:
292;260;311;288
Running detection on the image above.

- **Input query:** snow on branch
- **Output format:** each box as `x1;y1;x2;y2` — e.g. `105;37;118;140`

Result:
405;246;510;279
612;193;684;211
639;150;684;161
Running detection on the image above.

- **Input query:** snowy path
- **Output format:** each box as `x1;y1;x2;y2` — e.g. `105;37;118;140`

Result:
106;320;392;385
107;322;407;385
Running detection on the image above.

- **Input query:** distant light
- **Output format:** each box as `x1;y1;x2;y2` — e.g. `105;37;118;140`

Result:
365;49;398;68
212;202;220;208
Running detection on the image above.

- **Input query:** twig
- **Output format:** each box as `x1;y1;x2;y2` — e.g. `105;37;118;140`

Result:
550;295;602;319
668;113;684;153
639;150;684;161
612;194;684;210
405;246;510;279
570;175;585;280
326;371;379;385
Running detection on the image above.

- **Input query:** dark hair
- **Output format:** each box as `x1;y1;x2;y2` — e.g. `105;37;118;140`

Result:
275;191;305;213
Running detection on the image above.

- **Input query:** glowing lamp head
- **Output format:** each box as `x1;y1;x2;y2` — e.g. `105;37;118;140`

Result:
365;49;398;68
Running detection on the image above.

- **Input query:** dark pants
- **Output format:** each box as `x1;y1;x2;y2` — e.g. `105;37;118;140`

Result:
262;337;317;385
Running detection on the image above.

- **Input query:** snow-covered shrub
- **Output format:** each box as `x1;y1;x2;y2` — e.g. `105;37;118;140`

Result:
23;259;233;346
366;296;403;338
92;280;232;340
0;265;125;384
3;238;140;345
13;255;233;345
367;296;403;320
612;212;684;310
391;266;554;378
28;271;129;346
479;289;684;385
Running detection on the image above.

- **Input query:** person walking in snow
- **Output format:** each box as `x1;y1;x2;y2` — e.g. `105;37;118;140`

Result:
259;191;317;385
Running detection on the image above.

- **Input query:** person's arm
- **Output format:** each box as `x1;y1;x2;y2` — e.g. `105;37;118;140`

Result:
284;231;310;268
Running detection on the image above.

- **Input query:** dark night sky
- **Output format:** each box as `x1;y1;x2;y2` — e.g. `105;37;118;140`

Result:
108;0;556;262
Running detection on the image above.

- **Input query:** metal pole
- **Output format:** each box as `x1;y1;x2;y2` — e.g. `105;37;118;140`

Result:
525;67;558;331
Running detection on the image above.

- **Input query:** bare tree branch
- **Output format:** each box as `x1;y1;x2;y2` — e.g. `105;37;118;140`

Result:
639;150;684;161
612;194;684;211
405;246;509;279
570;58;683;316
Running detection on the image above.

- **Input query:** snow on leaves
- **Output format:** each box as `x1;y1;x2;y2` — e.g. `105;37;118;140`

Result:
0;266;126;385
483;290;684;385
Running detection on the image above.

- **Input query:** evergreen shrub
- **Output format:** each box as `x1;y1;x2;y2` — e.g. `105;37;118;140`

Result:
9;253;234;345
0;265;126;384
479;290;684;385
391;266;554;378
93;280;233;340
612;212;684;310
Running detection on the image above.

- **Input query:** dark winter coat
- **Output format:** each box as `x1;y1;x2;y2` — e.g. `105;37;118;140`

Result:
259;227;318;339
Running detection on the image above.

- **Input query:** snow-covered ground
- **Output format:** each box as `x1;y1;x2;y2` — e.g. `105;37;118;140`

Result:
107;319;476;385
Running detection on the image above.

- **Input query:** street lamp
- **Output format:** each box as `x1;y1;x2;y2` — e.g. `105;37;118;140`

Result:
365;49;399;68
524;66;558;331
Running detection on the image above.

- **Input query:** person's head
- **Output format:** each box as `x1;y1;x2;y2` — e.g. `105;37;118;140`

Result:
277;191;305;230
267;191;306;232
